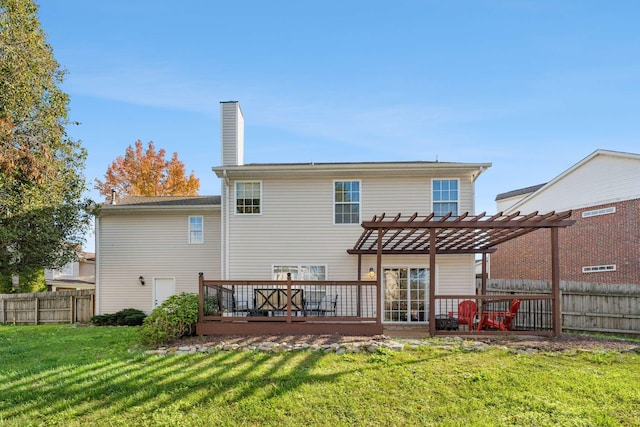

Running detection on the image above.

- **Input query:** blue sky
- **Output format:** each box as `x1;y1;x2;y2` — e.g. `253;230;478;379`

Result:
36;1;639;251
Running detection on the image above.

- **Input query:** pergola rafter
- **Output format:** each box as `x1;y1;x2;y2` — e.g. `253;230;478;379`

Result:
348;210;574;255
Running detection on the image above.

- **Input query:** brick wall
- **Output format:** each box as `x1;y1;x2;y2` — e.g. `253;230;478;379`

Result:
490;199;640;284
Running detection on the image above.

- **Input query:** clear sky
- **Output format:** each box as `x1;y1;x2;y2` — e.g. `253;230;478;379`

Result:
36;1;639;251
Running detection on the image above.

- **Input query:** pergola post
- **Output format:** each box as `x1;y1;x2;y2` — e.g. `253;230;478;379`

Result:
551;227;562;337
428;229;436;336
376;229;383;325
481;252;487;295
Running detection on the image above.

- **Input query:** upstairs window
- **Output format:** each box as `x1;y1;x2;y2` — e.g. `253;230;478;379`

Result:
334;180;360;224
273;265;327;280
582;207;615;218
432;179;459;218
59;263;74;277
236;181;261;214
189;216;203;244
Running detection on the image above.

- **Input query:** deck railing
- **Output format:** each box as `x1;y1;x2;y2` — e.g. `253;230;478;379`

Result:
197;274;556;336
198;273;378;324
434;294;554;335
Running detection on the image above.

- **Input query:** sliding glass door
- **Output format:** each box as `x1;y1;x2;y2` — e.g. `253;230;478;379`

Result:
383;268;428;323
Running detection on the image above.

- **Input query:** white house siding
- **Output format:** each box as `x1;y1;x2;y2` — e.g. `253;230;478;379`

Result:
496;194;527;213
508;154;640;214
225;174;476;282
97;209;221;314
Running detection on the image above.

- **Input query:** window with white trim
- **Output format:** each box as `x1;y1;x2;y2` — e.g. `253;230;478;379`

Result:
273;265;327;280
188;216;204;244
583;264;616;273
334;180;360;224
582;207;615;218
59;263;74;277
236;181;261;214
432;179;459;218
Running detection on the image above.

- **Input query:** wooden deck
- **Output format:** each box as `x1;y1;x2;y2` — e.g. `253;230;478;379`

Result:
197;274;555;337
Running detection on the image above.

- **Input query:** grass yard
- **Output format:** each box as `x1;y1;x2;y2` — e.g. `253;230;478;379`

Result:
0;325;639;426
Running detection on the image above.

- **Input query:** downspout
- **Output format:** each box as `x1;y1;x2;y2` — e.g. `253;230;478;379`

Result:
94;216;100;315
223;170;230;280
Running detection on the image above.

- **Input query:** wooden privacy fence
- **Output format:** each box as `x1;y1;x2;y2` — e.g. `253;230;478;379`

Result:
483;279;640;336
0;290;95;325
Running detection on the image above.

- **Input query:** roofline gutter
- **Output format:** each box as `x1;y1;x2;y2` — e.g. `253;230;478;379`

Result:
213;162;493;178
473;165;489;182
98;204;221;215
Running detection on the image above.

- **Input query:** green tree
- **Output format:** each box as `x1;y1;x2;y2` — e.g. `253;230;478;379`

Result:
0;273;13;293
0;0;91;279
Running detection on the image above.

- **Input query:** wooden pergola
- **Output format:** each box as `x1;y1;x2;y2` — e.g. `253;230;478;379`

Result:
348;210;576;336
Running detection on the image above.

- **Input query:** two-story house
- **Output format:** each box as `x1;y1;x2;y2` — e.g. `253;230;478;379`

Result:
45;251;96;291
96;102;490;323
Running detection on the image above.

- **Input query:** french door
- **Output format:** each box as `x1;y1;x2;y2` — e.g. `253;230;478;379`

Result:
383;268;428;322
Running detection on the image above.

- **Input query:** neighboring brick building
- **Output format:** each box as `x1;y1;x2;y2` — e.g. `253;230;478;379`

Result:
490;149;640;285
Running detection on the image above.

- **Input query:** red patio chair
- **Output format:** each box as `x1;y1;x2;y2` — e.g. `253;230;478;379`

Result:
448;300;477;331
477;299;521;331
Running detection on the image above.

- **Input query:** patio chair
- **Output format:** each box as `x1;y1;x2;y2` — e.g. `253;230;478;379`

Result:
477;299;521;331
316;294;338;316
304;290;326;316
448;300;477;331
232;294;250;316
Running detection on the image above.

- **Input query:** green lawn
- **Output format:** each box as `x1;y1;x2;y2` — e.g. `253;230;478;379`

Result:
0;325;639;426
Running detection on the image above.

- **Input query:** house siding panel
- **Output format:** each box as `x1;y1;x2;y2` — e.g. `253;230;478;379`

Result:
226;174;476;282
510;155;640;214
97;209;221;314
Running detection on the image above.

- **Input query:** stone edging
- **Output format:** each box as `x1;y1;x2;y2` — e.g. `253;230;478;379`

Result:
143;336;640;356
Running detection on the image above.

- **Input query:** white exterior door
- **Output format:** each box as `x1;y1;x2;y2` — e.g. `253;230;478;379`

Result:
153;278;175;308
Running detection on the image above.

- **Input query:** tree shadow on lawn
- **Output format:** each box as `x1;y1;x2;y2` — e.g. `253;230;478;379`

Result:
0;347;450;422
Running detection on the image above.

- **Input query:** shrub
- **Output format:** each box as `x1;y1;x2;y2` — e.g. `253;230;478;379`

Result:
203;294;219;315
138;293;199;345
91;313;116;326
114;308;147;326
91;308;147;326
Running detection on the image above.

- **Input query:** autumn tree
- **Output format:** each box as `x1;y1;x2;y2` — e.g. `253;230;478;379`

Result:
95;140;200;199
0;0;92;279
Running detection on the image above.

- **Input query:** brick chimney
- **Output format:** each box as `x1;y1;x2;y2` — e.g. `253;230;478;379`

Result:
220;101;244;166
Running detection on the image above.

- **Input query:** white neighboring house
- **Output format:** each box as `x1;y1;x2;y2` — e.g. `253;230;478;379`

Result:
44;251;96;291
95;101;491;322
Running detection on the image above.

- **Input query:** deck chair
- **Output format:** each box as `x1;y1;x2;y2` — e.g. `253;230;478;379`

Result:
477;299;521;331
316;294;338;316
232;294;250;316
448;300;477;331
304;290;326;316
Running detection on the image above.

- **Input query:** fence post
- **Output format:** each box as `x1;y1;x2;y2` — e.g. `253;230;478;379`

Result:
71;295;76;323
1;298;5;325
35;297;39;325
